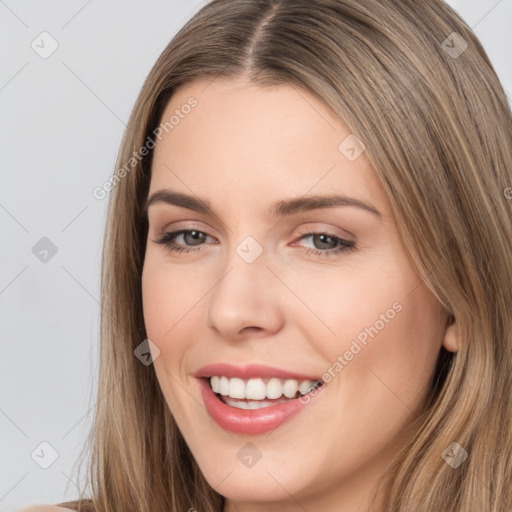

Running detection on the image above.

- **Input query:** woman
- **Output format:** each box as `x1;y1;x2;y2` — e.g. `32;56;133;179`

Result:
22;0;512;510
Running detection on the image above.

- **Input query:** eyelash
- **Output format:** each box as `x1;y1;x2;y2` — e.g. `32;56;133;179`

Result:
153;229;356;257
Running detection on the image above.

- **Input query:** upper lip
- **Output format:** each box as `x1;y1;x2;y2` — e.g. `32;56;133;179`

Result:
195;363;323;382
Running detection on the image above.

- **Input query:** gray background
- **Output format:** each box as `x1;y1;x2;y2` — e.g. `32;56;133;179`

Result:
1;1;511;510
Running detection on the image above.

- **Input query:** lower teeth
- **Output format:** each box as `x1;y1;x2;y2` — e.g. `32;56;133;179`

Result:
218;388;323;409
220;395;294;409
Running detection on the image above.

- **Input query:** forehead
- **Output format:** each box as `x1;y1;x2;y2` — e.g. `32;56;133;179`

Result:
150;77;388;217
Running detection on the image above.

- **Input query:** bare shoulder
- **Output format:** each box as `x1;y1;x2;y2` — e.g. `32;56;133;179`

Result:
16;506;76;512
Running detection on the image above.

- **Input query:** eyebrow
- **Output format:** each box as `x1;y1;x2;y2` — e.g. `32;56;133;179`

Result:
143;189;382;218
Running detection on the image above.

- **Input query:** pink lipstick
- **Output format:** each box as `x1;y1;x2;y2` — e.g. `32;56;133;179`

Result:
195;363;325;435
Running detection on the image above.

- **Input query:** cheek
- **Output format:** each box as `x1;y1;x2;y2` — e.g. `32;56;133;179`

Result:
281;259;407;359
306;280;443;472
141;258;205;421
324;287;442;433
141;255;205;340
297;258;443;407
141;254;216;417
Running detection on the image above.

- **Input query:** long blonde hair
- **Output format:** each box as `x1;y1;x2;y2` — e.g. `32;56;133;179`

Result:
59;1;512;510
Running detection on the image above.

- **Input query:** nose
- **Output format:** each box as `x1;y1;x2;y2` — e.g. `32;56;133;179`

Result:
206;242;284;341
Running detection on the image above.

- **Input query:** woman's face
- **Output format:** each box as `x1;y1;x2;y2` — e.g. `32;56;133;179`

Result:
142;77;454;511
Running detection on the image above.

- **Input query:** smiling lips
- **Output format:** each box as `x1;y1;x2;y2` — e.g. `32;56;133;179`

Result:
195;363;325;434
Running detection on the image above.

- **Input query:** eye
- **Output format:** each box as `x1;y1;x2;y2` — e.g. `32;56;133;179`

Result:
153;229;216;254
293;230;356;257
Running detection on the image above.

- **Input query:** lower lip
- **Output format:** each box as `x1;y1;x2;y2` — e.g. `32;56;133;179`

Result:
197;378;323;435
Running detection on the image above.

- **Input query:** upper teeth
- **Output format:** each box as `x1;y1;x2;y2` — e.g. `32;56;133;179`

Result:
209;376;322;400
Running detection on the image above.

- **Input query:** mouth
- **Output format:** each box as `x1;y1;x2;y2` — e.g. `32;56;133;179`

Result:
196;372;325;435
194;363;326;434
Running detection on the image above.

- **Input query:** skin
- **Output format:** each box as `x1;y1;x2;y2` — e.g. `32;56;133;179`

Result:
141;76;459;512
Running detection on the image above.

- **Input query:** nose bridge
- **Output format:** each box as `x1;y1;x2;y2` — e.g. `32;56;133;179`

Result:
206;233;283;337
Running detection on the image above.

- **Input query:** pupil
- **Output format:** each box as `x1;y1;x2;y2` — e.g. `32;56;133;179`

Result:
314;234;335;249
185;230;205;246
